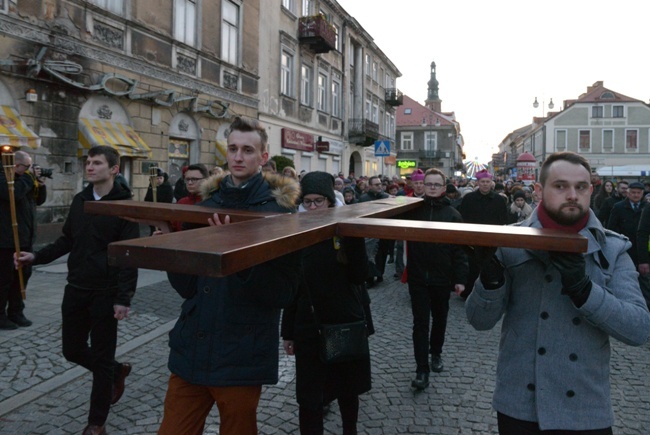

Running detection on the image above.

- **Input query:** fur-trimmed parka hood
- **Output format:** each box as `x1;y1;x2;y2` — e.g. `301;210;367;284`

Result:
199;170;300;210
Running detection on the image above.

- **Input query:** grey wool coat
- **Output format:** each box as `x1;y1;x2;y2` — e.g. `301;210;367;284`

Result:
466;209;650;431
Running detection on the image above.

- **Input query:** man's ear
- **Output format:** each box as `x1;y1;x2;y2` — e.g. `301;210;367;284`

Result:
110;165;120;176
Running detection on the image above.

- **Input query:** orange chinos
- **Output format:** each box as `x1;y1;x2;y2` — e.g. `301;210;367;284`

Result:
158;373;262;435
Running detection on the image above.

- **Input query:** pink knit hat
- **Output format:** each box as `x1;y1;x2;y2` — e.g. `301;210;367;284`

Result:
475;169;493;180
411;169;425;181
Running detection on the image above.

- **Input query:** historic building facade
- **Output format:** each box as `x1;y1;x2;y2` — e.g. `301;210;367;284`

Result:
395;62;465;179
258;0;401;178
0;0;261;236
494;81;650;181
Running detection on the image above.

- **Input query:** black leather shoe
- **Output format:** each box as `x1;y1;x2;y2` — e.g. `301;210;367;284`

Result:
82;424;106;435
411;372;429;390
9;314;32;327
111;363;132;405
431;354;444;373
0;317;18;330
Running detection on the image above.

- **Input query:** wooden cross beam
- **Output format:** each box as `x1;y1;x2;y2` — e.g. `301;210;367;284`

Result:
85;197;588;278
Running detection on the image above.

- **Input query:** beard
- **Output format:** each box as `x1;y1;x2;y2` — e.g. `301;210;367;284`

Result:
543;201;588;225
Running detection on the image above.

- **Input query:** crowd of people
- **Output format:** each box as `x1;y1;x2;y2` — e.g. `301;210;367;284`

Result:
4;116;650;434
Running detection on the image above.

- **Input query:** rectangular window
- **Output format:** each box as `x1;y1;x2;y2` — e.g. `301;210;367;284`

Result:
556;130;567;151
301;0;312;15
318;73;327;111
333;24;340;51
174;0;196;46
365;54;370;76
280;50;293;96
603;130;613;151
579;130;591;151
425;131;437;150
613;105;624;118
372;103;379;123
401;132;413;151
221;1;239;65
592;106;603;118
331;76;341;117
365;98;371;119
626;129;638;150
372;62;378;81
300;64;312;106
281;0;293;12
90;0;124;15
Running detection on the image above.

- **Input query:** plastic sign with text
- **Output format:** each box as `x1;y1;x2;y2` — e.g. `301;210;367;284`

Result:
397;160;417;169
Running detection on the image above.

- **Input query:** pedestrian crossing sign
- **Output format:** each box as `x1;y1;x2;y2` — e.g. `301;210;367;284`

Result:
374;140;390;157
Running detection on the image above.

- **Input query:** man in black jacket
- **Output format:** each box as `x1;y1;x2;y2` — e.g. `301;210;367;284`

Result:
16;146;139;435
597;180;628;224
0;150;46;329
359;176;390;287
608;182;649;309
402;168;468;390
457;169;507;298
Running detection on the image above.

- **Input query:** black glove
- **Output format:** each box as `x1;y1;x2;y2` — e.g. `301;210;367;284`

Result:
549;252;592;307
473;246;504;289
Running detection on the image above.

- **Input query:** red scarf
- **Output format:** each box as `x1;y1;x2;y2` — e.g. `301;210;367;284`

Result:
536;201;589;233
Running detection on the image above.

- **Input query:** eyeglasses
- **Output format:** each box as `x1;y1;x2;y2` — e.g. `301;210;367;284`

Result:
302;197;327;207
15;163;30;169
184;178;204;184
424;183;444;189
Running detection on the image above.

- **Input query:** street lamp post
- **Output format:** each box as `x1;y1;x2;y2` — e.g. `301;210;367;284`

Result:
532;97;555;177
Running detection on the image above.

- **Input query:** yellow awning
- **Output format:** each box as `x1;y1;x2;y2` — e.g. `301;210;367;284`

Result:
0;106;41;149
78;118;152;158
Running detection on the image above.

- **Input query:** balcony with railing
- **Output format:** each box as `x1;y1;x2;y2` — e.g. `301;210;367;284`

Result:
419;149;448;159
385;88;403;106
298;15;336;54
348;118;379;146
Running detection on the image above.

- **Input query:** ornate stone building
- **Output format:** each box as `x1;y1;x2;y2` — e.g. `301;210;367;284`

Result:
0;0;261;238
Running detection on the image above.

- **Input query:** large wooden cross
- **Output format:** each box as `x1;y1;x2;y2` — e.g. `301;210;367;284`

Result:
86;197;587;278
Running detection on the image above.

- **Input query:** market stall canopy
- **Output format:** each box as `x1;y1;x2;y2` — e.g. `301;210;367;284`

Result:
78;118;152;158
0;106;41;149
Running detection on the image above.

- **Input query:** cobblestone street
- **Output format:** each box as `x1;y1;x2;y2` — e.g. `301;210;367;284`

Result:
1;259;649;434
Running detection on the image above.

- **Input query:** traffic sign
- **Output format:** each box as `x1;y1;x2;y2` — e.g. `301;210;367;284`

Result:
374;140;390;157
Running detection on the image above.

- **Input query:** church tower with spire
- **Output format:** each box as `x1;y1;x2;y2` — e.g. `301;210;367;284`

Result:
425;61;442;112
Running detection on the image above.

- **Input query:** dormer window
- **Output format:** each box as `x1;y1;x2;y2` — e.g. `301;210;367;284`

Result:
601;92;615;99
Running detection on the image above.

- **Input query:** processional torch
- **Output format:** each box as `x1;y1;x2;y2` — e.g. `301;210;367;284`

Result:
149;165;158;203
2;152;26;299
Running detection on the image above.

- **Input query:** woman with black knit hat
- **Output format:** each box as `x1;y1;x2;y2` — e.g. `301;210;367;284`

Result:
281;171;373;434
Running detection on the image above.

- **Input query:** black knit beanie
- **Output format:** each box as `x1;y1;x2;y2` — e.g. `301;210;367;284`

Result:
300;171;336;205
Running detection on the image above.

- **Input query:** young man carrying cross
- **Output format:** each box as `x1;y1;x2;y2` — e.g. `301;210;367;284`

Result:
157;117;300;435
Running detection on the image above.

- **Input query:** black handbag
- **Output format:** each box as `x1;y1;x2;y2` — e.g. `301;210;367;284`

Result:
306;283;369;364
319;320;369;364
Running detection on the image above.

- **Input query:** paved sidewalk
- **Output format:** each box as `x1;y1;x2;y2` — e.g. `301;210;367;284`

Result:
1;260;649;434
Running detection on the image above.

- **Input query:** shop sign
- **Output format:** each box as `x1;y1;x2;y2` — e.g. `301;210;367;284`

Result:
281;128;314;151
397;160;417;169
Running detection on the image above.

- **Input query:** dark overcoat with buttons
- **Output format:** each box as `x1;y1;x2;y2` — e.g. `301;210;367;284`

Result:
466;209;650;431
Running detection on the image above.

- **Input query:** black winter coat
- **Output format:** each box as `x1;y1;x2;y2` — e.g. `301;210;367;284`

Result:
281;236;372;408
636;205;650;265
402;196;468;287
458;189;508;225
0;170;46;249
607;199;647;266
33;181;139;306
167;172;301;387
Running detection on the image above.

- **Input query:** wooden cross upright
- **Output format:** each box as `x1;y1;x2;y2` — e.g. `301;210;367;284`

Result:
86;197;588;278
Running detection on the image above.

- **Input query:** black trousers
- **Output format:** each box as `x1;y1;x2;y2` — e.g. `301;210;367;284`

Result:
61;284;121;426
408;283;451;373
374;239;394;277
497;412;613;435
299;395;359;435
0;248;30;318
